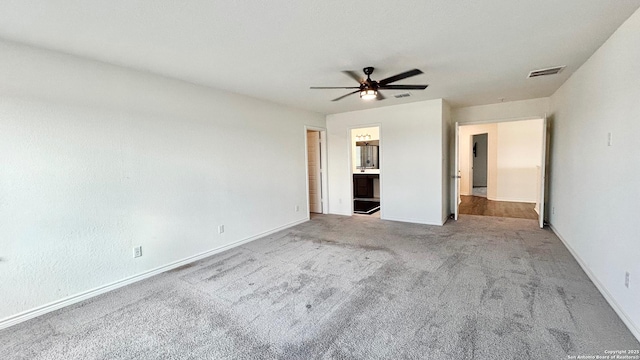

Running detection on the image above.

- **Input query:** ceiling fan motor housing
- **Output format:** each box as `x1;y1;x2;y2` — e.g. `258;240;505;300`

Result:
362;67;376;89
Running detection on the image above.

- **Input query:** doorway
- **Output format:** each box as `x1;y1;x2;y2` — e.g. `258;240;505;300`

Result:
471;133;488;197
350;126;381;217
453;117;547;227
305;127;327;216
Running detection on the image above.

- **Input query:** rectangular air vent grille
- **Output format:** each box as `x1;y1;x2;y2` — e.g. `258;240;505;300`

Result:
394;93;411;98
527;66;565;78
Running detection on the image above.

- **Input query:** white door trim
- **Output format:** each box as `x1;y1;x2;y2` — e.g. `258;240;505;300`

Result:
454;122;460;220
539;114;548;228
456;115;543;126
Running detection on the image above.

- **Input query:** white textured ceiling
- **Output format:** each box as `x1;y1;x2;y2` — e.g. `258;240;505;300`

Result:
0;1;639;114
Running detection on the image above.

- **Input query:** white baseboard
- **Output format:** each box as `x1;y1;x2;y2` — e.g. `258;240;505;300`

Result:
0;218;308;330
328;211;351;216
381;216;444;226
550;224;640;342
487;196;536;203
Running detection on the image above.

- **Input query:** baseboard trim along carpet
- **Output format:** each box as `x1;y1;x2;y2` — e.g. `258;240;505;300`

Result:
550;224;640;342
382;215;445;226
0;218;309;330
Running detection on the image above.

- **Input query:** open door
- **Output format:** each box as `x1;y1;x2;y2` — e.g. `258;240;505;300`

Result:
307;131;322;214
538;115;548;228
454;122;461;220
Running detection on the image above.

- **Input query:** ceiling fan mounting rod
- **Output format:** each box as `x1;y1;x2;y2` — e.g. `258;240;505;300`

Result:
363;66;374;83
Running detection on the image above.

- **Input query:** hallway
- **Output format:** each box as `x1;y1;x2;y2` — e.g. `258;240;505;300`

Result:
459;195;538;220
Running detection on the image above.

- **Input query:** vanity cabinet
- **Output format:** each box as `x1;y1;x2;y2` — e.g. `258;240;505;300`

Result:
353;174;378;199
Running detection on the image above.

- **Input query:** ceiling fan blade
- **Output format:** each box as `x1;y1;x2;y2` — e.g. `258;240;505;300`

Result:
343;70;364;84
378;69;423;85
332;90;360;102
310;86;361;89
379;84;429;90
376;91;386;100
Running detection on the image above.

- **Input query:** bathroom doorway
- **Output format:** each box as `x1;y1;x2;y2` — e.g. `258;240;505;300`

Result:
350;126;381;217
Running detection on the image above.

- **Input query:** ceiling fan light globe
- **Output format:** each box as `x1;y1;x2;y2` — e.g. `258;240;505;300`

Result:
360;89;377;100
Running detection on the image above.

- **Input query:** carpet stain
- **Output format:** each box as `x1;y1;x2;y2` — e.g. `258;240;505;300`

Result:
233;272;313;306
548;328;573;354
437;253;466;273
180;251;244;282
205;258;257;281
556;286;577;326
281;260;408;358
481;275;499;301
412;270;434;288
490;288;504;300
317;287;338;301
167;263;195;273
520;277;541;317
493;317;533;337
458;315;478;359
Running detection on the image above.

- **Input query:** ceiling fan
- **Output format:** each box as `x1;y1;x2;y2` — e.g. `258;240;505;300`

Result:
310;67;428;101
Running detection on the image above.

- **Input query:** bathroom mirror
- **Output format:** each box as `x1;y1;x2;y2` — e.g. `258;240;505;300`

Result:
355;140;379;169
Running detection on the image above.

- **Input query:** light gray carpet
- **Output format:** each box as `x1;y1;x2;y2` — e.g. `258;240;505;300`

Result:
1;215;638;359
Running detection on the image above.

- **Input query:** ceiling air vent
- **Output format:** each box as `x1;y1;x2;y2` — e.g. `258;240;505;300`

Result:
527;66;565;78
394;93;411;98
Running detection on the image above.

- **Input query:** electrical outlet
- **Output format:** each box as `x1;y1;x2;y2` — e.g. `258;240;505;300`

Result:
295;205;300;212
218;225;224;234
607;132;613;146
625;272;630;288
552;206;556;215
133;246;142;258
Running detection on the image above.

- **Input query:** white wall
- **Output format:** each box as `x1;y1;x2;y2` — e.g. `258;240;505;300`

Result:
326;100;446;225
0;40;325;323
548;8;640;340
496;119;543;202
453;97;549;124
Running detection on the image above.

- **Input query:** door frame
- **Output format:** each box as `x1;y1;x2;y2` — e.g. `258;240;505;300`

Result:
453;116;546;226
538;114;548;228
304;126;328;218
454;122;460;220
347;123;382;217
471;133;489;191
